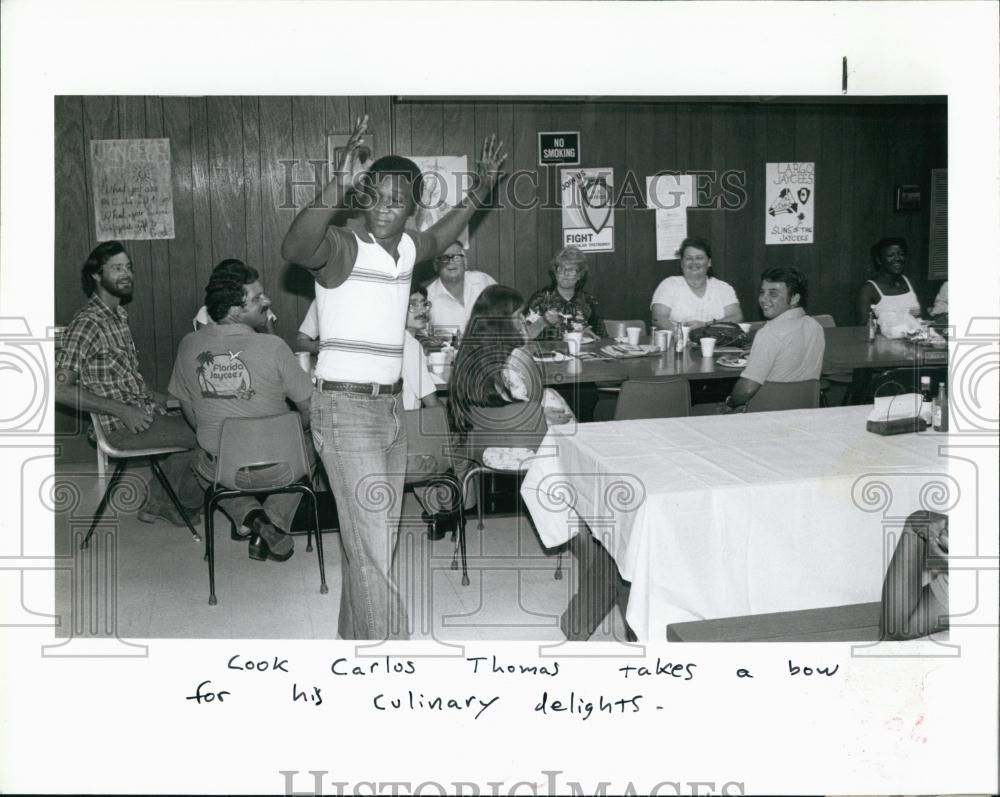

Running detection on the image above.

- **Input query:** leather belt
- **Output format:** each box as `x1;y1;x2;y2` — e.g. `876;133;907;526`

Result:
318;379;403;397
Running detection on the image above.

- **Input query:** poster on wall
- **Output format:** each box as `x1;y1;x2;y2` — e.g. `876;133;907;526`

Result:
765;161;814;244
646;173;695;260
560;167;615;252
91;138;174;241
403;155;471;248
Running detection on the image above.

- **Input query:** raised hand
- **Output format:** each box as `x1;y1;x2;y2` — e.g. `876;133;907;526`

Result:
338;114;370;181
475;133;507;189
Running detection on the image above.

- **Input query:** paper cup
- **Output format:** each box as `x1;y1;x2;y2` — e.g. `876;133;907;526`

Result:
626;326;641;346
738;322;751;334
429;351;447;374
699;337;717;357
564;331;583;355
653;329;670;351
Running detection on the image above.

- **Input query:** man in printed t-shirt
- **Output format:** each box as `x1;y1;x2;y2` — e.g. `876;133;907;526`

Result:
169;260;313;562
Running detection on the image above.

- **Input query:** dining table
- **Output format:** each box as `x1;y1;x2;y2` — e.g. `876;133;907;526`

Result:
533;325;948;387
519;405;948;640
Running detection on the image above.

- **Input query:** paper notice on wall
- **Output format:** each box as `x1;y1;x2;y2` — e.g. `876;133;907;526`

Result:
560;167;614;252
646;174;695;260
91;138;174;240
403;155;470;248
766;162;815;244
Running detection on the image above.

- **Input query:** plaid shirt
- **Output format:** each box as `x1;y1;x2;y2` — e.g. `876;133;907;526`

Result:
55;295;154;435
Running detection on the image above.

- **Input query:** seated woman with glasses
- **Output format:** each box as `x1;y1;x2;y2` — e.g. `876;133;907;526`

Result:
425;241;496;339
524;246;607;340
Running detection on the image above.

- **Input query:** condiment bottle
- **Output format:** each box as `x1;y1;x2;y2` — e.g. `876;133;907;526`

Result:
868;310;877;342
919;375;933;425
674;322;685;354
932;382;949;432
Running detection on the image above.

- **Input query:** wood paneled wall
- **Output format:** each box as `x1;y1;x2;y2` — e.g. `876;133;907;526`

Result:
55;96;946;392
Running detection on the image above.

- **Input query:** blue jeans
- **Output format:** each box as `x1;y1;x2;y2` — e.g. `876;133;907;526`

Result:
194;449;310;534
311;389;408;640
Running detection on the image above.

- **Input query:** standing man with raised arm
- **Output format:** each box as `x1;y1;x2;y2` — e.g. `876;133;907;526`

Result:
281;115;506;640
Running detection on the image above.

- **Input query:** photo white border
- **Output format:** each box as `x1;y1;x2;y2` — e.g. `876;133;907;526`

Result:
2;2;998;794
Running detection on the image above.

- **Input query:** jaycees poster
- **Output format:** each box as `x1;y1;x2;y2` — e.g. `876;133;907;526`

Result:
765;162;814;244
560;167;615;252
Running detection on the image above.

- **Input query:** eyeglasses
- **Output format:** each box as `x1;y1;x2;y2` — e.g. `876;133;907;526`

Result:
409;299;432;309
436;254;466;263
556;266;580;275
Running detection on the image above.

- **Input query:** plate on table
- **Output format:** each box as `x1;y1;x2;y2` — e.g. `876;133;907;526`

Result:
601;344;658;359
533;351;567;363
716;355;748;368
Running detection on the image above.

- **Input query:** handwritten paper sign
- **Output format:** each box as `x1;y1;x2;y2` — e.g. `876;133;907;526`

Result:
765;161;814;245
90;138;174;241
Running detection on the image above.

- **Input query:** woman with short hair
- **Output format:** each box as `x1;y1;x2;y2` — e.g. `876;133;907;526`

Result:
650;237;743;330
524;246;606;340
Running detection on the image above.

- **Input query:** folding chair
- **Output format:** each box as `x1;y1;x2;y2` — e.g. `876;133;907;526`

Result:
455;401;562;580
603;319;648;338
203;413;327;605
404;406;467;585
745;379;822;412
81;413;201;549
613;378;691;420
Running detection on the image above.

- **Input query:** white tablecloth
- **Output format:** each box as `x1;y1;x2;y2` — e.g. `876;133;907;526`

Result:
520;406;947;640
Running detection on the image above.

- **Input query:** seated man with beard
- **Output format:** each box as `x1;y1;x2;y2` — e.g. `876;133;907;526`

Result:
55;241;203;526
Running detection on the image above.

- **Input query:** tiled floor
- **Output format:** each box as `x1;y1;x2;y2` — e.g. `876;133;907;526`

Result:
53;465;630;642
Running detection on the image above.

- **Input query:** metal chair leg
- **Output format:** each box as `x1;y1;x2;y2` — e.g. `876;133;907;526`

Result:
205;490;218;605
81;460;127;549
458;501;469;586
554;551;563;580
307;487;328;595
149;459;202;543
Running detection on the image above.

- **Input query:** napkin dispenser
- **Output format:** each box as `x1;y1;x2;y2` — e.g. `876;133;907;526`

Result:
866;393;928;435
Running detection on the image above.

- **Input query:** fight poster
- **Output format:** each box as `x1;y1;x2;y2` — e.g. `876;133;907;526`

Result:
765;162;814;245
560;167;615;252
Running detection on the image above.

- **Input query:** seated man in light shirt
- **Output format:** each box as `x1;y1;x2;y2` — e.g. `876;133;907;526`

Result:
425;241;496;338
294;300;320;354
722;266;825;412
402;286;442;410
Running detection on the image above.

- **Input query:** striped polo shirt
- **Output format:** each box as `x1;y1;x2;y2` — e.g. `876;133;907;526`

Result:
314;229;415;384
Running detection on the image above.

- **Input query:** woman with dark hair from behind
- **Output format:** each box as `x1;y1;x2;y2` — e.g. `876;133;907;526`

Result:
448;284;573;440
